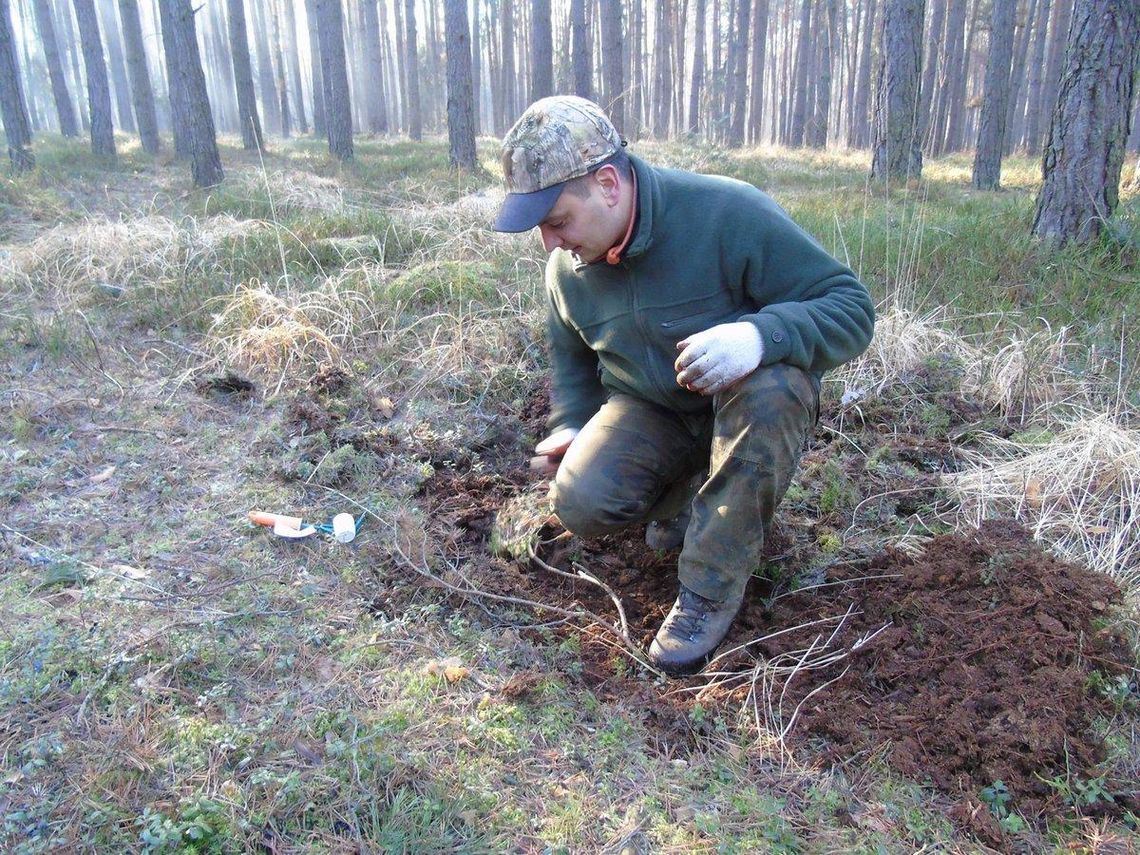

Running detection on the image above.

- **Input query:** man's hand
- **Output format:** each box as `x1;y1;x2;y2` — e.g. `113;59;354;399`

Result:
530;427;580;474
675;322;764;395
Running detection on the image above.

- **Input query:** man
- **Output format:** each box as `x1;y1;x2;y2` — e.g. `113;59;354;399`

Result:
493;96;874;676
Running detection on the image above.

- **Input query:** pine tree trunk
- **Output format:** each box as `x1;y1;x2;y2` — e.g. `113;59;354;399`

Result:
1030;0;1070;153
529;0;553;100
0;0;34;168
226;0;262;149
871;0;923;180
244;0;279;135
918;0;945;146
305;0;326;135
156;0;188;154
1032;0;1138;244
570;0;589;97
652;0;670;137
314;0;353;157
929;0;965;154
444;0;475;166
724;0;749;146
788;0;812;145
73;0;116;158
271;0;290;136
810;0;837;147
688;0;704;135
1003;0;1037;155
403;0;422;138
747;0;769;143
1019;0;1050;151
941;0;972;152
849;0;877;145
59;0;90;132
972;0;1015;189
160;0;222;184
599;0;622;131
672;0;687;136
280;0;307;132
32;0;77;136
116;0;158;151
361;0;389;132
96;0;135;132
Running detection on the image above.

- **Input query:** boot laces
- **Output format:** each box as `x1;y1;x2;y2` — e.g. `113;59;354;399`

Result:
665;588;718;641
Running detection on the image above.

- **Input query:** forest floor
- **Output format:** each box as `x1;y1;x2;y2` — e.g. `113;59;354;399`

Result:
0;133;1138;852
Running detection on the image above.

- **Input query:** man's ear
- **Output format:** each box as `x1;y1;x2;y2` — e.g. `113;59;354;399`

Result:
593;164;621;206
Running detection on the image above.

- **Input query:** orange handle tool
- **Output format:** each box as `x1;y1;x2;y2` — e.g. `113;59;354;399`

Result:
248;511;304;530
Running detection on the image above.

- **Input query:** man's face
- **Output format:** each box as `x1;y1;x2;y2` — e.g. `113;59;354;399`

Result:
536;171;623;263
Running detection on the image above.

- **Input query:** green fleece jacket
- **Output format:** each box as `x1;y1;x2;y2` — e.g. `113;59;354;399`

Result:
545;154;875;434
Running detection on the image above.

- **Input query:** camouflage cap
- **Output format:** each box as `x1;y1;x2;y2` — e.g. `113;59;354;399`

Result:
493;96;624;233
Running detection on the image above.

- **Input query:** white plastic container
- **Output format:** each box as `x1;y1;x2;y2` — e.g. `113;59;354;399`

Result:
332;513;356;543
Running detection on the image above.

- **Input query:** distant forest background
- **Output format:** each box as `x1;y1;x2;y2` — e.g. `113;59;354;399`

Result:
1;0;1137;241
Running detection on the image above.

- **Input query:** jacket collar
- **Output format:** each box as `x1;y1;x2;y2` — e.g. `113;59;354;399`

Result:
624;154;657;260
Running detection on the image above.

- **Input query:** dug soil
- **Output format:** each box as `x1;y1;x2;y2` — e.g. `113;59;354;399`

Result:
418;457;1137;847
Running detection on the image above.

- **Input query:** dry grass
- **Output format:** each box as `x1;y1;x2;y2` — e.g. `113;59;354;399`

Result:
829;303;1097;419
222;168;346;215
3;214;266;299
951;413;1140;591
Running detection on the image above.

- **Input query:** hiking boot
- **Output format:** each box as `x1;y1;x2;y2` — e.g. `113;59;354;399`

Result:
648;583;745;676
645;507;690;551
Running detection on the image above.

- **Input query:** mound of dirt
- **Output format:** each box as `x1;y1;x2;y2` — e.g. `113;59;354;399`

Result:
415;463;1136;838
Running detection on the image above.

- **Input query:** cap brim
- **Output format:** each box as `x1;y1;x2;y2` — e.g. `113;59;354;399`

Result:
492;183;566;233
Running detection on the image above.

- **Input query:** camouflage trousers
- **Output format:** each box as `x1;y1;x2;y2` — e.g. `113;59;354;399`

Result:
550;364;819;601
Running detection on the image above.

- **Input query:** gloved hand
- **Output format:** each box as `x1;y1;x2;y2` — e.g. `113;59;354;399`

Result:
675;322;764;395
530;427;579;474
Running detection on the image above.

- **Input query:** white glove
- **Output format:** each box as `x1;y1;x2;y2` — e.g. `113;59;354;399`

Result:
674;322;764;395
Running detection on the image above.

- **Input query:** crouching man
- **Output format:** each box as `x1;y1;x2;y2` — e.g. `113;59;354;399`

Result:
493;96;874;675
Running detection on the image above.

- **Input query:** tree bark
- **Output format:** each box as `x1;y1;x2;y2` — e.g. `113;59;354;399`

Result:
155;0;188;155
652;0;671;137
160;0;222;185
871;0;923;180
444;0;476;166
226;0;262;149
1003;0;1038;155
305;0;326;135
599;0;623;131
810;0;838;147
940;0;972;152
972;0;1015;189
570;0;589;97
787;0;811;145
747;0;769;143
688;0;705;136
73;0;116;158
529;0;553;100
403;0;422;138
849;0;877;146
314;0;353;157
116;0;158;151
724;0;750;145
1032;0;1138;244
280;0;307;133
270;0;290;136
1018;0;1050;151
361;0;389;132
918;0;945;146
0;0;33;168
96;0;135;132
32;0;78;137
929;0;965;154
1030;0;1070;154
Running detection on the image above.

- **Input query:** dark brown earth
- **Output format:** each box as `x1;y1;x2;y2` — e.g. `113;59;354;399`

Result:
286;366;1137;846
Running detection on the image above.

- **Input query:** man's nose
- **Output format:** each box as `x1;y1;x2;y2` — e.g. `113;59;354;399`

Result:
538;224;560;253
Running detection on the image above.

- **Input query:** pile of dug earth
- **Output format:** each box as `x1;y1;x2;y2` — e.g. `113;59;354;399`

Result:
428;462;1136;845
